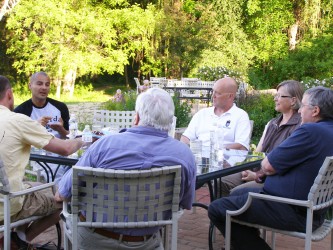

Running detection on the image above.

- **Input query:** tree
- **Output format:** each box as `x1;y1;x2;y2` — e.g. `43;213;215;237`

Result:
5;0;154;97
149;1;217;78
193;0;255;77
0;0;20;21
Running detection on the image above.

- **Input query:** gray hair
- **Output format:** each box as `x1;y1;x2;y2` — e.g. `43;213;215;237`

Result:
0;76;11;100
277;80;303;110
30;71;49;83
135;88;175;131
305;86;333;120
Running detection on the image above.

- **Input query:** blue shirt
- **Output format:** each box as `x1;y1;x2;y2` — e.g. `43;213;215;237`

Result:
264;120;333;200
58;126;196;235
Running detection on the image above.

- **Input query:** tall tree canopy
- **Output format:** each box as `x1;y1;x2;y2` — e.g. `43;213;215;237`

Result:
1;0;332;92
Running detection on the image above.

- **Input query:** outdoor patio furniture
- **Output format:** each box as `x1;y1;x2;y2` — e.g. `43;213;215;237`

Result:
93;110;136;130
225;156;333;250
0;157;61;250
62;165;182;250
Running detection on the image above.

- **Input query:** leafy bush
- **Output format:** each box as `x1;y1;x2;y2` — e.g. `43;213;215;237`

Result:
102;90;137;111
301;77;333;90
103;91;193;128
172;94;193;128
196;66;243;81
238;93;278;145
196;65;252;96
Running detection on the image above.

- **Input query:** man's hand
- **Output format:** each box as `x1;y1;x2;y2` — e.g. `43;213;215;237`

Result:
38;116;52;127
49;117;64;131
241;170;257;182
254;169;266;183
55;190;70;202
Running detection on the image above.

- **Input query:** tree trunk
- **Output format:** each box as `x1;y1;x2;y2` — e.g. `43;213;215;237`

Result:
55;78;62;99
124;65;129;88
288;23;298;50
63;69;77;98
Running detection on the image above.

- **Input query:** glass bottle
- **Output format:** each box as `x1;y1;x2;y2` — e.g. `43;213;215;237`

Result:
68;114;78;139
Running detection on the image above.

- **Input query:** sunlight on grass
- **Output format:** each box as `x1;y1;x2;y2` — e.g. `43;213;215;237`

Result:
13;83;133;106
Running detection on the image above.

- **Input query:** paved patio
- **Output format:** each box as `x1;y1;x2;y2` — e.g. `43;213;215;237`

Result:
29;185;331;250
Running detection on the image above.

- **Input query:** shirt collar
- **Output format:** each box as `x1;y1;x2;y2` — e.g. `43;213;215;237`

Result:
120;126;169;138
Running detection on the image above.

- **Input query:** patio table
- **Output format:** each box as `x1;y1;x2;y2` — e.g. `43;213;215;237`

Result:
163;86;213;106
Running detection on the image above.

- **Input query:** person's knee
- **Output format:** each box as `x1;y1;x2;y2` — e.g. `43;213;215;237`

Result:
208;199;227;222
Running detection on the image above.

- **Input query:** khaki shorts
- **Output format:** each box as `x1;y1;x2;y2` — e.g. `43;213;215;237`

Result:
11;182;62;222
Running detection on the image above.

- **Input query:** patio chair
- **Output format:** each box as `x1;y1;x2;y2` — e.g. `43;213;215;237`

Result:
169;116;177;138
225;156;333;250
93;110;136;131
0;157;61;250
62;165;182;250
149;77;165;88
134;77;141;94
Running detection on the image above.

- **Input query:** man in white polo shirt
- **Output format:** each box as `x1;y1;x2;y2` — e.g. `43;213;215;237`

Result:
181;77;251;197
181;77;251;152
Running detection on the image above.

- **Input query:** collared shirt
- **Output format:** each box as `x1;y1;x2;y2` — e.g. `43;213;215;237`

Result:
261;112;301;153
58;126;196;236
0;105;53;220
183;104;251;151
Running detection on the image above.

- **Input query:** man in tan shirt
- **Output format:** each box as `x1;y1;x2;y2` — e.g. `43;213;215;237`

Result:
0;75;85;248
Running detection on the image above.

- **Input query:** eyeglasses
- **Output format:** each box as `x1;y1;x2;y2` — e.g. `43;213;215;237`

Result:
300;103;314;109
274;94;293;99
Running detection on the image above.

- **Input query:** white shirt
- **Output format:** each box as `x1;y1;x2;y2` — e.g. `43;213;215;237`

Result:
30;102;62;138
183;104;251;156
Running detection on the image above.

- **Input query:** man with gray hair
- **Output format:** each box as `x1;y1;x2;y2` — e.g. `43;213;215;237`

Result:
208;86;333;250
56;87;196;250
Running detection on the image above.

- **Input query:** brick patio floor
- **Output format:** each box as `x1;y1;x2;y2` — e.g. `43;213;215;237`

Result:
30;186;331;250
177;187;331;250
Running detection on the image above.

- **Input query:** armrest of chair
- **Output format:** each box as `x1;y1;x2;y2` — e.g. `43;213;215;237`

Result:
60;201;71;223
9;182;55;198
227;192;310;217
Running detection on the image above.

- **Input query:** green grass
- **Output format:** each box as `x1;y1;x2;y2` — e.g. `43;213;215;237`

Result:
13;83;132;106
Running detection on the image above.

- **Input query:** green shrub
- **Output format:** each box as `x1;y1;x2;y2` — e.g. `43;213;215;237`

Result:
238;93;278;145
102;90;136;111
103;91;193;128
301;77;333;90
172;94;193;128
196;66;243;81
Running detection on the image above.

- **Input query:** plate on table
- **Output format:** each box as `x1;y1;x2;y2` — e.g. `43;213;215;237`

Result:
102;127;119;135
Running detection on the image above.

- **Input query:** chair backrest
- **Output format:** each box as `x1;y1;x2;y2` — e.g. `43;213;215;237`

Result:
308;156;333;210
0;158;10;195
93;110;136;130
249;120;254;140
71;165;182;229
168;116;177;138
134;77;140;87
181;78;199;87
197;81;214;88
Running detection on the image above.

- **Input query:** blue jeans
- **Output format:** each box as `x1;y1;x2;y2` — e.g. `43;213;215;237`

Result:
208;187;311;250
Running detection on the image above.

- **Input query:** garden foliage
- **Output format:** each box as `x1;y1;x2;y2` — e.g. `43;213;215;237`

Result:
102;90;193;128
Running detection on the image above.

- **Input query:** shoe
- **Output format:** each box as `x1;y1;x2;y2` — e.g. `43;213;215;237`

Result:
0;233;20;250
11;232;35;250
35;241;62;250
222;243;234;250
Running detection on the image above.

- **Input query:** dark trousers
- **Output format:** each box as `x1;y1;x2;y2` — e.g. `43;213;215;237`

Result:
208;187;311;250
